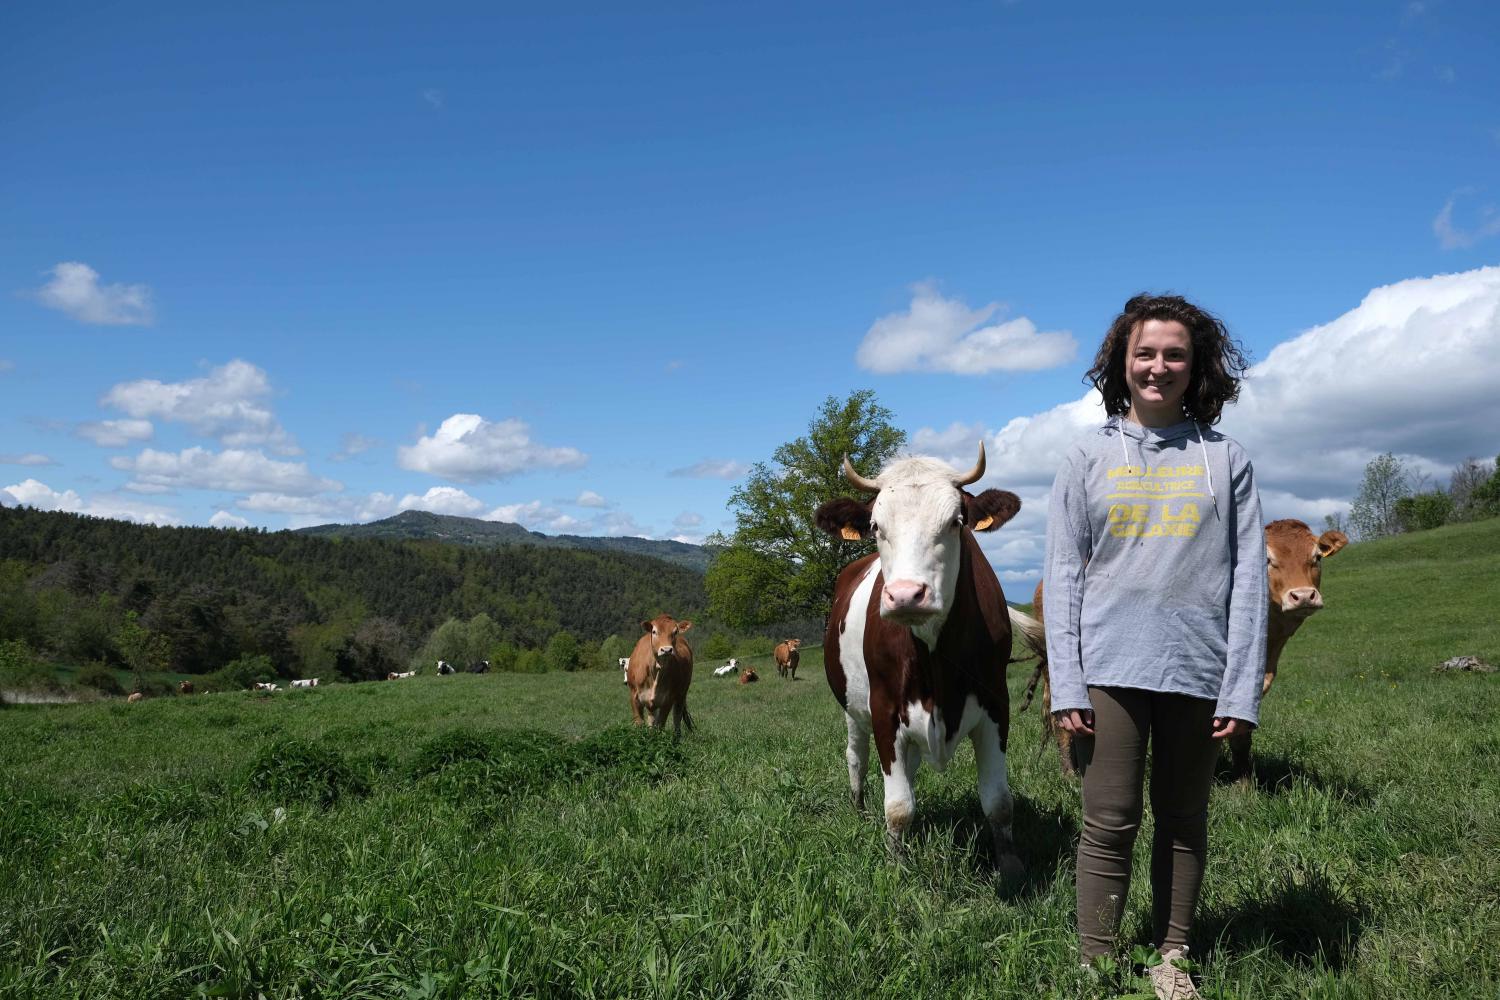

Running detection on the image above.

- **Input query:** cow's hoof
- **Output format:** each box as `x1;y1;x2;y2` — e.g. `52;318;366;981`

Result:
884;832;906;862
996;851;1026;883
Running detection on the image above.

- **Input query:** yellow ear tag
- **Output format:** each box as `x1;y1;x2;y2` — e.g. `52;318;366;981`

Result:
972;515;994;531
840;526;863;541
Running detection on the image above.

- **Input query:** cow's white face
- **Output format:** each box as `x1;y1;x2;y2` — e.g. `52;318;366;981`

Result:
815;450;1021;629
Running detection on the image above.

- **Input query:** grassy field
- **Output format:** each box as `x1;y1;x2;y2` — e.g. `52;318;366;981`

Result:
2;521;1497;998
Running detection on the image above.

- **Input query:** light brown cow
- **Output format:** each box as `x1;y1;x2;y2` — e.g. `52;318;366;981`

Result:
1021;519;1349;779
739;668;759;684
127;691;144;703
178;680;195;695
627;614;695;736
774;639;802;680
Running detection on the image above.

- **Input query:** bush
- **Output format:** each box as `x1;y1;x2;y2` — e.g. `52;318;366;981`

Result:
247;739;368;807
1395;491;1454;532
206;653;277;692
75;662;125;697
700;633;733;662
0;640;58;692
544;631;581;672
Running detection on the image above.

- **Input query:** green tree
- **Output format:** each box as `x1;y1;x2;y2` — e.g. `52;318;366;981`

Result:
597;633;631;670
543;630;581;672
706;390;906;628
1394;490;1455;532
1469;453;1500;519
113;610;169;692
1348;453;1412;540
700;633;734;662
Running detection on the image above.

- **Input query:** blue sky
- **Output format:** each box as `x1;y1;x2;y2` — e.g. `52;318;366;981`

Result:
4;1;1499;582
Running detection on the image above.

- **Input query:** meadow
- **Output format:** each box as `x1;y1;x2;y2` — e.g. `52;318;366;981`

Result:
2;520;1497;999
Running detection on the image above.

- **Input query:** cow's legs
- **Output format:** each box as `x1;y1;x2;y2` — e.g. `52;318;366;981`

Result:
972;718;1024;877
845;715;870;810
882;739;919;859
630;692;645;725
675;700;695;734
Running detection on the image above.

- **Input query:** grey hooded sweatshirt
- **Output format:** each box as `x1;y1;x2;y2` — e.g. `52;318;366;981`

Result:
1042;416;1268;724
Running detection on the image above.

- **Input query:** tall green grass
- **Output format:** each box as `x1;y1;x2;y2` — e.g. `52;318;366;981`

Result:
2;521;1497;998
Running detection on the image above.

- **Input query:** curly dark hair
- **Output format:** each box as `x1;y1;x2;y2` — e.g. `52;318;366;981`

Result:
1084;293;1251;425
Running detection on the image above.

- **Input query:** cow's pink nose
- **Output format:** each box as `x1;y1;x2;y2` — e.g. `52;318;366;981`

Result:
1285;587;1322;610
882;580;930;611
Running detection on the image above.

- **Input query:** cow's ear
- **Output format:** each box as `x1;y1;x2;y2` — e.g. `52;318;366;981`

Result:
815;497;873;540
964;490;1021;532
677;621;692;632
1317;530;1348;558
641;620;653;632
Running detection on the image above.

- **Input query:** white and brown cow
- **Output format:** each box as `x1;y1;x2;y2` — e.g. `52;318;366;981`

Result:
774;639;802;680
1021;518;1349;780
627;614;695;736
816;444;1028;868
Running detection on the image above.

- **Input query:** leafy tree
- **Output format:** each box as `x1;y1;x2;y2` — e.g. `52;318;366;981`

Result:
1322;511;1349;537
1448;457;1493;521
1394;490;1454;532
1348;453;1412;540
544;630;581;672
113;610;169;692
1468;453;1500;519
700;633;733;662
597;633;631;670
487;640;519;673
707;390;906;628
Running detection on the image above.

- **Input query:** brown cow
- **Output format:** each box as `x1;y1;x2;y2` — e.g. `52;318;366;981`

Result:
1021;518;1349;780
739;668;759;684
178;680;195;695
774;639;802;680
816;444;1029;868
627;614;695;736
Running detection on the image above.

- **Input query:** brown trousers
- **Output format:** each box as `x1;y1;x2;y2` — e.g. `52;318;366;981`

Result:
1074;686;1219;959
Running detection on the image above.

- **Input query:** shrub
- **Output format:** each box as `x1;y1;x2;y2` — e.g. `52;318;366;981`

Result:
75;662;125;697
206;653;277;692
0;640;58;692
247;739;368;807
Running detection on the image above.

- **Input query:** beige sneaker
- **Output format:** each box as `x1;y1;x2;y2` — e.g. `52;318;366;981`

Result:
1149;946;1201;999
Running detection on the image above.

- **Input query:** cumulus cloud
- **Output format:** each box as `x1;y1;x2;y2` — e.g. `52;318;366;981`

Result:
669;458;749;480
855;283;1076;375
102;360;299;454
112;447;340;495
234;486;486;527
914;265;1500;579
1;478;181;526
398;486;486;517
398;414;587;483
0;453;57;467
76;418;154;447
209;510;251;529
574;490;609;508
34;262;154;326
1433;190;1500;250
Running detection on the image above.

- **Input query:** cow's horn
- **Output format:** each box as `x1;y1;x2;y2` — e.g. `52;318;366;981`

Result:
954;442;986;487
842;455;880;493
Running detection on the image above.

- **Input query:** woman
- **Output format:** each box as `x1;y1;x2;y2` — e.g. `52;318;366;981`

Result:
1043;293;1266;998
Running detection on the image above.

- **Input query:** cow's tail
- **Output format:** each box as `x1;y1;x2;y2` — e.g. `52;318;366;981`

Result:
1007;607;1055;747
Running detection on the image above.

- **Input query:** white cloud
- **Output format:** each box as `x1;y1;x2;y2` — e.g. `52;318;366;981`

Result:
76;418;154;447
112;447;340;495
209;510;251;529
422;88;444;109
855;283;1076;374
398;486;486;517
102;360;299;454
0;453;57;467
673;511;704;529
670;458;749;480
1;478;181;526
575;490;609;508
398;413;587;483
331;432;381;462
1433;190;1500;250
34;262;154;326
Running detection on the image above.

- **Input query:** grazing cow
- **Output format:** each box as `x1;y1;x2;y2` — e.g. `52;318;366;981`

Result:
178;680;195;695
713;659;739;678
816;444;1027;867
468;660;490;674
1021;519;1350;780
290;678;319;688
251;682;279;692
127;691;144;703
774;639;802;680
626;615;695;736
619;656;631;685
739;668;759;684
386;670;417;681
437;660;457;676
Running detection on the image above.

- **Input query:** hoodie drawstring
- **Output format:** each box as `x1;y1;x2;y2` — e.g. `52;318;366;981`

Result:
1117;418;1220;520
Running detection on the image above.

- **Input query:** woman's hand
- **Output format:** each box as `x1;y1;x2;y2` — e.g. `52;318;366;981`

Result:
1211;717;1252;739
1054;708;1095;736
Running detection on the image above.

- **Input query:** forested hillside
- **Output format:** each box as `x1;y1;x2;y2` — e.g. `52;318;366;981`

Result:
0;505;705;680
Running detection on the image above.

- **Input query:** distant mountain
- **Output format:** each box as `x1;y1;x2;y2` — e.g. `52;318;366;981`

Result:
297;510;712;572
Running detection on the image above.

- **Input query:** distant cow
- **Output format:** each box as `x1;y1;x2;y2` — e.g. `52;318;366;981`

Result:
619;656;631;685
739;668;759;684
816;444;1026;868
178;680;195;695
437;661;457;676
1022;518;1350;780
387;670;416;681
127;691;144;703
627;614;695;736
251;682;279;692
774;639;802;680
468;660;490;674
713;659;739;678
290;678;319;688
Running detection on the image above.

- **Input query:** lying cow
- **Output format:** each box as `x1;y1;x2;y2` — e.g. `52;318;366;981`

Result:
739;668;759;684
178;680;195;695
387;670;417;681
468;660;490;674
251;682;279;692
437;660;456;676
774;639;802;680
627;615;695;736
713;659;740;678
290;678;319;688
816;444;1027;870
127;691;144;703
1021;518;1349;780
